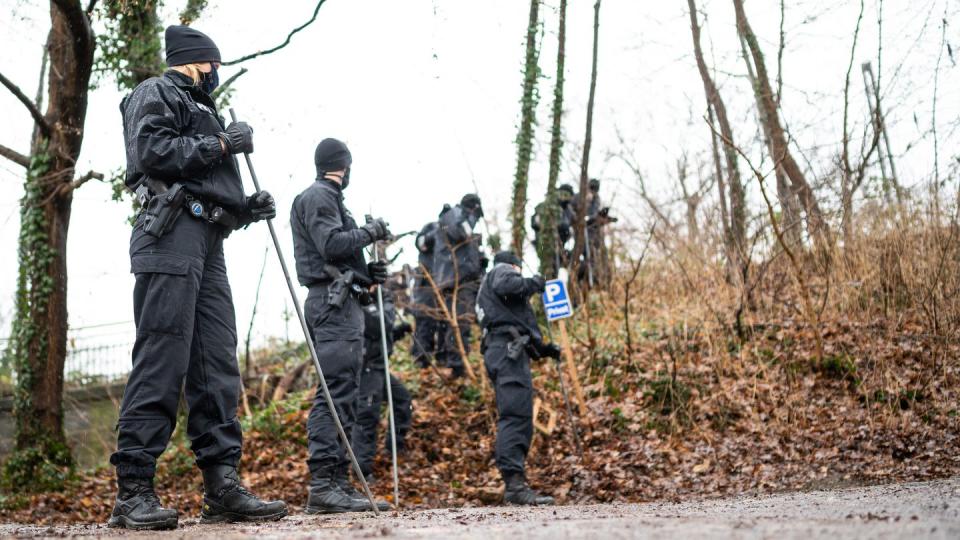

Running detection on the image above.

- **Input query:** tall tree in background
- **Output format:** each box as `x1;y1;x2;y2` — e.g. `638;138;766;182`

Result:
0;0;97;491
687;0;746;275
732;0;831;252
509;0;541;259
537;0;567;278
735;23;802;249
571;0;601;294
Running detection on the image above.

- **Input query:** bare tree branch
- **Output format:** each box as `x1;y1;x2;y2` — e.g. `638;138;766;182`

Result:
62;170;104;195
0;71;51;137
222;0;328;65
706;116;824;363
85;0;99;15
32;46;49;143
0;143;30;168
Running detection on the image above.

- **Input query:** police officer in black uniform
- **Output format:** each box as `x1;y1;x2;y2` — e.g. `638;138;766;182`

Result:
432;194;485;377
531;183;576;276
410;217;442;368
477;251;560;505
109;26;286;530
290;138;391;513
354;290;413;482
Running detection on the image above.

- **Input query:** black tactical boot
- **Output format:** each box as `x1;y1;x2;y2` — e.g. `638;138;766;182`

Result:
334;467;390;512
305;472;356;514
503;473;555;506
200;465;287;523
107;476;179;530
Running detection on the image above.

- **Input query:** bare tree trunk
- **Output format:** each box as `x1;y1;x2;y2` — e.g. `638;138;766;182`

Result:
676;155;700;244
735;30;802;248
3;1;96;491
571;0;601;297
538;0;567;279
733;0;831;252
510;0;541;259
840;0;867;245
687;0;746;269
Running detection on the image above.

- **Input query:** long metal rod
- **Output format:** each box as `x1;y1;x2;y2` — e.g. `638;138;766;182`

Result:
372;241;401;508
229;108;380;516
543;321;583;456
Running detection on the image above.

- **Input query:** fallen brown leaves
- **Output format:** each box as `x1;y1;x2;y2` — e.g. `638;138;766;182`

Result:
2;311;958;525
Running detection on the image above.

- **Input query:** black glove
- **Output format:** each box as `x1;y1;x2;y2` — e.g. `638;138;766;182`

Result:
361;218;391;243
539;342;562;360
526;275;546;294
220;121;254;154
367;260;389;284
246;191;276;222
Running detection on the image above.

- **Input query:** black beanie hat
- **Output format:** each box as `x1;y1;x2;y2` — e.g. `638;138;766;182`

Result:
589;178;601;191
494;251;522;267
165;25;221;66
314;138;352;173
558;184;575;195
460;193;482;210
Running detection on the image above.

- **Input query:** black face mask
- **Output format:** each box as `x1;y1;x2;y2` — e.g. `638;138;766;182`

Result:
464;206;482;229
200;65;219;94
342;167;350;190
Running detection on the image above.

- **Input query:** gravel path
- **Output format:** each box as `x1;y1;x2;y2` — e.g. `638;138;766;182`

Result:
3;477;957;539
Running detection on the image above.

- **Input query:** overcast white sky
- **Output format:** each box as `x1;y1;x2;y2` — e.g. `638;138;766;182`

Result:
0;0;957;353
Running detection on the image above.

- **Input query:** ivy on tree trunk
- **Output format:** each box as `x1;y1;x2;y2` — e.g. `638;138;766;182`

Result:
537;0;567;279
2;1;95;492
510;0;541;260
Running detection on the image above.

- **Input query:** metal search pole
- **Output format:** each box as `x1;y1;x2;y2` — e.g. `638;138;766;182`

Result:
229;109;380;516
368;223;401;509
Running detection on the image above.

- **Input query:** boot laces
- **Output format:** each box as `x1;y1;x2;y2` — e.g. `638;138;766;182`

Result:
128;479;162;508
215;469;257;500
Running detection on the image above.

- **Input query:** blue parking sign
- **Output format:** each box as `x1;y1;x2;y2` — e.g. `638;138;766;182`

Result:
542;279;573;321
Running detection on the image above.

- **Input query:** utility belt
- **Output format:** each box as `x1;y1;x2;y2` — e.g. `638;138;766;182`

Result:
482;325;532;360
310;264;373;308
135;179;238;238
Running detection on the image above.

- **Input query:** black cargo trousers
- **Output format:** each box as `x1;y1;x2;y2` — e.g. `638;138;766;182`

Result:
111;211;242;478
410;287;440;365
482;332;534;476
304;284;364;479
353;367;412;476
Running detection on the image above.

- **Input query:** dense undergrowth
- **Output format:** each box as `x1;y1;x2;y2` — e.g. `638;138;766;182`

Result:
2;216;959;524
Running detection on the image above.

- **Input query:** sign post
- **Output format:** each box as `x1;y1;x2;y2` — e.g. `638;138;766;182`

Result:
542;280;587;416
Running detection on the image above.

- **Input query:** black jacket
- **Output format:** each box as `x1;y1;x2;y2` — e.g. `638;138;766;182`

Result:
531;200;574;245
432;205;482;289
120;70;246;213
412;221;439;305
291;179;373;287
476;263;542;343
